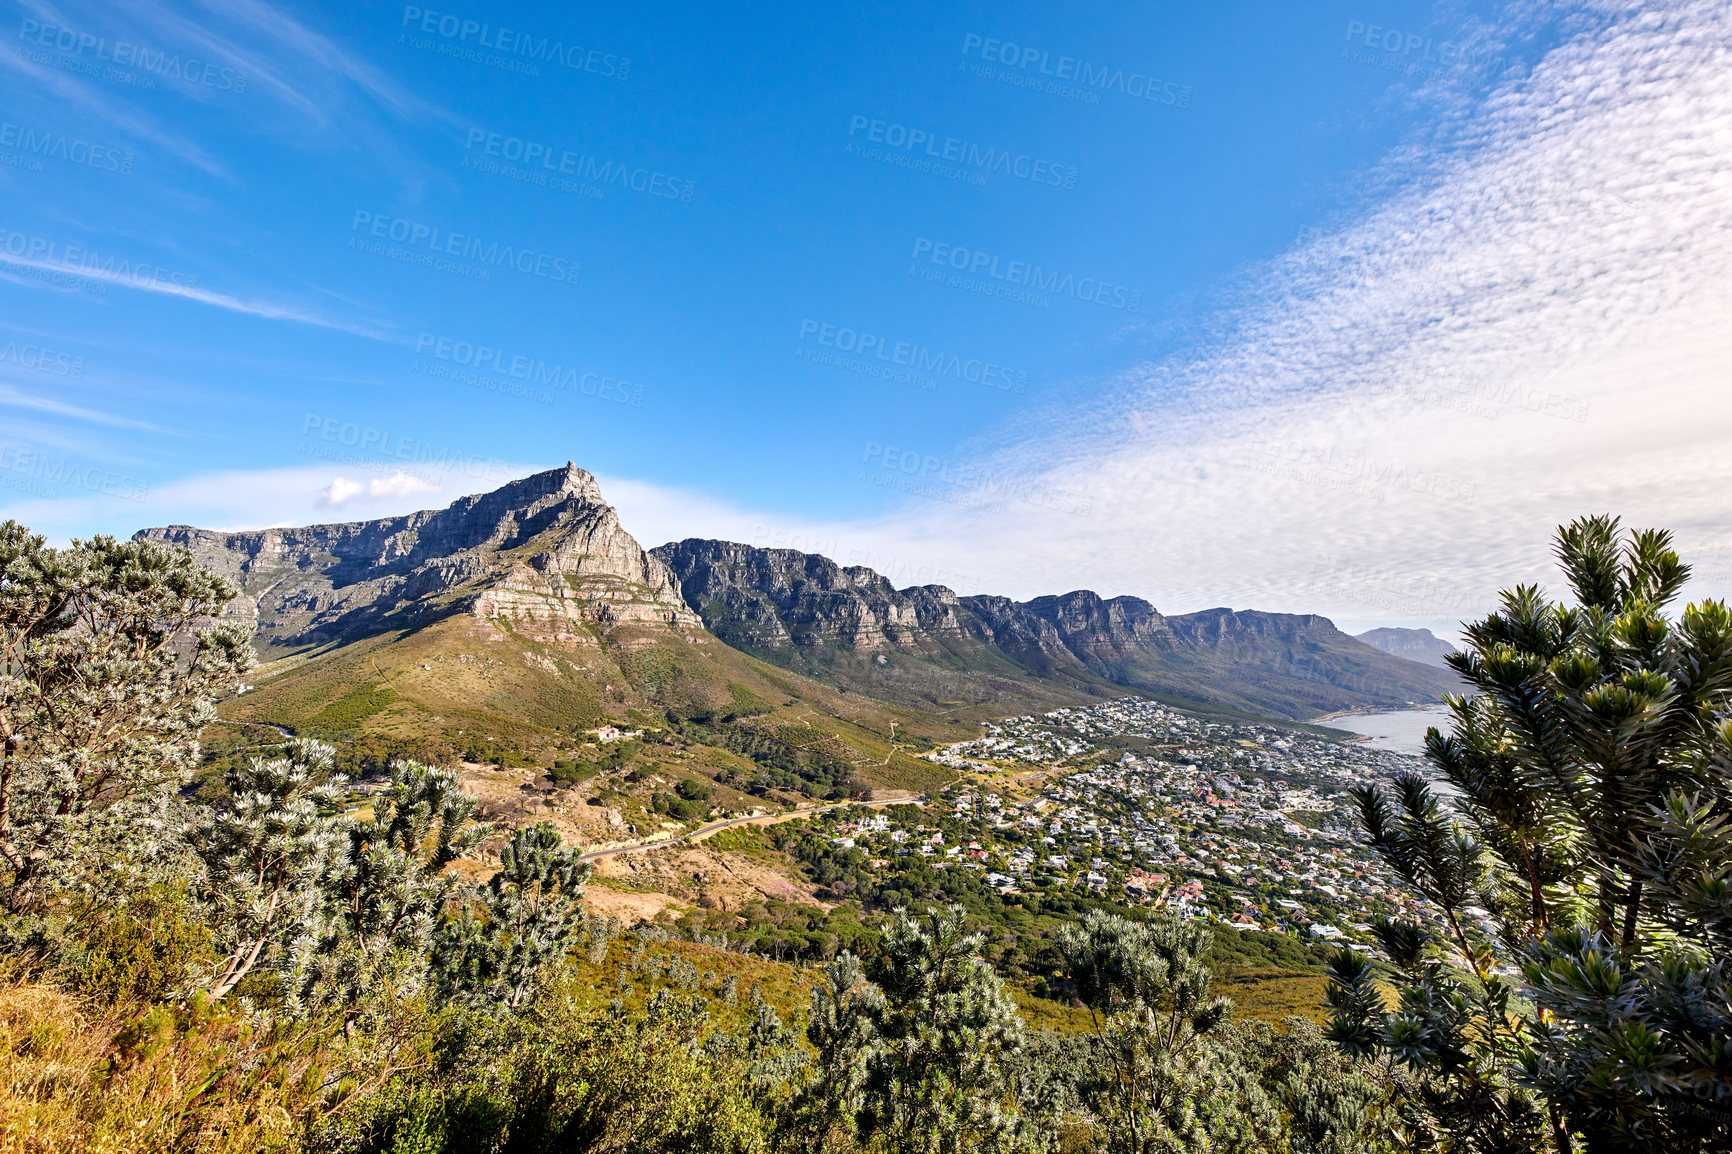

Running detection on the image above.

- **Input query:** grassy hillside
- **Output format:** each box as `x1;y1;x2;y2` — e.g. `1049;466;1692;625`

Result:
211;611;967;804
596;797;1332;1032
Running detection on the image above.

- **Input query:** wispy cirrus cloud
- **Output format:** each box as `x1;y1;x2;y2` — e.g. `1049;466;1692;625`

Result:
0;250;393;338
3;0;457;143
0;382;170;431
806;0;1732;632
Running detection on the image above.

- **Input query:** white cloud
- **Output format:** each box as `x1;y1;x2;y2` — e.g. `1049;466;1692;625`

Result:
0;252;391;338
0;383;172;431
367;471;442;501
0;461;533;544
317;470;441;509
792;0;1732;634
317;476;365;509
2;0;456;146
10;0;1729;642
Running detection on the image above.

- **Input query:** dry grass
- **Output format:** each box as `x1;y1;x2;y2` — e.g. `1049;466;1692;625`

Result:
0;980;430;1154
1216;967;1332;1025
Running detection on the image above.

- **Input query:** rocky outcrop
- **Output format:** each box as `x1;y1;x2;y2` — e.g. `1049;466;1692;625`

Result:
653;539;1461;719
137;464;698;656
651;539;978;655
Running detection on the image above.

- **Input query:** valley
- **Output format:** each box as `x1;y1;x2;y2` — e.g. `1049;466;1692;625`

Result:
147;462;1466;1022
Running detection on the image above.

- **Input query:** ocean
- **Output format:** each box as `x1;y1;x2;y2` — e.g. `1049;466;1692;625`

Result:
1323;706;1452;755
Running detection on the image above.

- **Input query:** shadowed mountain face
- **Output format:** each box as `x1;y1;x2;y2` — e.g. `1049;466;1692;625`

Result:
136;467;1458;726
136;464;699;657
1355;627;1459;668
652;539;1461;720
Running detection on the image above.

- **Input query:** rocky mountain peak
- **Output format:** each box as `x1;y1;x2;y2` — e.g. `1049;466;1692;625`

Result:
136;463;697;657
505;461;603;503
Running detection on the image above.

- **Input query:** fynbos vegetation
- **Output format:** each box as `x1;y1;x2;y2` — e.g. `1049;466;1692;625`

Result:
0;516;1725;1152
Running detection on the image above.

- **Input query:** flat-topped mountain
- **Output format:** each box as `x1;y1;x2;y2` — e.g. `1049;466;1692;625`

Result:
137;466;1457;740
652;539;1459;720
137;463;698;657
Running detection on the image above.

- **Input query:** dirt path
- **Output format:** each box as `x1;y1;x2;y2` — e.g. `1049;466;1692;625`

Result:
577;793;916;863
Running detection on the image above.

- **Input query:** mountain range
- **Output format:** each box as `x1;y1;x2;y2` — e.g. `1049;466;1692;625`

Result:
652;539;1456;718
134;464;1459;779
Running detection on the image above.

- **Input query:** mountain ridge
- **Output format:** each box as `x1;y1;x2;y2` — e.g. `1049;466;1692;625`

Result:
651;537;1459;720
134;465;1459;731
137;463;698;658
1354;626;1458;668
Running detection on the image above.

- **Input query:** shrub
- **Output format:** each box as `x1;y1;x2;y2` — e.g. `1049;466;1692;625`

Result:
70;890;215;1008
330;990;776;1153
549;760;599;786
675;779;715;803
654;794;709;822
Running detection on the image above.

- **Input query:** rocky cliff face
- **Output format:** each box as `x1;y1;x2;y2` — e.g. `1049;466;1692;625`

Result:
137;464;698;656
653;539;1461;719
135;467;1458;720
651;539;980;655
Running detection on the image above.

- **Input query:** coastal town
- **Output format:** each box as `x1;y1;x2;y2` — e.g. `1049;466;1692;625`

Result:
814;698;1461;950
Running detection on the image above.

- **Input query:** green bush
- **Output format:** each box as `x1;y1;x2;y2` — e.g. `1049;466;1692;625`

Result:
674;779;714;803
328;993;776;1153
338;733;459;777
70;890;215;1008
720;684;774;720
548;760;598;786
301;685;398;736
654;794;709;822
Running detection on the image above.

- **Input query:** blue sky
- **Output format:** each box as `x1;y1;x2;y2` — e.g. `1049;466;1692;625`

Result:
4;0;1730;636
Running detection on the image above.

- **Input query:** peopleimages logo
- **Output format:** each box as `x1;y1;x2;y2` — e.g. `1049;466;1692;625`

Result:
0;121;132;174
299;415;507;479
1247;436;1478;506
399;7;629;79
845;115;1077;189
960;34;1191;107
16;19;248;91
0;445;148;502
0;227;198;290
463;129;694;202
909;237;1141;311
414;333;643;406
1343;20;1507;69
861;442;1091;517
348;211;580;285
0;338;84;378
797;320;1026;393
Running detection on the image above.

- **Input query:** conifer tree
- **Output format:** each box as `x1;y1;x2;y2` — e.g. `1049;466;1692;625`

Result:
187;738;346;999
289;760;487;1018
1327;516;1732;1153
807;905;1047;1154
434;822;588;1012
1057;910;1244;1153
